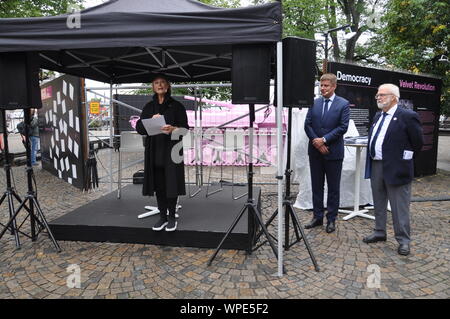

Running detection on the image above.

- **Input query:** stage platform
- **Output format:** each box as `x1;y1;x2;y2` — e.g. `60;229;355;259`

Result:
49;184;260;250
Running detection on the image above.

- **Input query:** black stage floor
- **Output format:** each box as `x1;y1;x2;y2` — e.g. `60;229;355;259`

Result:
49;184;261;250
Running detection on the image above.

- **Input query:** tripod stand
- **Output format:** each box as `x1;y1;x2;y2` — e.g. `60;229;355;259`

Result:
208;104;279;266
0;109;61;252
258;107;320;272
0;109;24;247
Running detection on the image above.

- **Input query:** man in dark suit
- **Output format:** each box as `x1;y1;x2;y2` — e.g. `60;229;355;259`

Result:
304;73;350;233
363;84;423;256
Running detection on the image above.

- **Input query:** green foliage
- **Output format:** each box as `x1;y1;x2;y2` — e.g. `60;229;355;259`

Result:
39;70;56;81
246;0;386;65
244;0;327;39
380;0;450;115
281;0;328;39
198;0;241;8
0;0;83;81
0;0;83;18
132;85;190;97
132;83;232;105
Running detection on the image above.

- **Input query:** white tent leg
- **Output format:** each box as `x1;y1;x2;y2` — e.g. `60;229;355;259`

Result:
109;82;114;192
276;41;284;277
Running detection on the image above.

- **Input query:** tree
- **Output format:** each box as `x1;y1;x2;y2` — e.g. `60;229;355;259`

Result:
132;83;232;104
379;0;450;115
0;0;83;18
199;0;241;8
248;0;386;64
0;0;84;80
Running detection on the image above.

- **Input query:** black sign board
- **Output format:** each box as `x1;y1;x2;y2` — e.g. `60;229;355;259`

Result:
40;75;86;189
328;62;442;176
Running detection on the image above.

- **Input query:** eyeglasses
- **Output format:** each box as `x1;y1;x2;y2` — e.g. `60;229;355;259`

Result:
374;94;393;99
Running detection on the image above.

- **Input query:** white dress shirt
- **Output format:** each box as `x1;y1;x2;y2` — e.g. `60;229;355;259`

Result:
370;104;398;160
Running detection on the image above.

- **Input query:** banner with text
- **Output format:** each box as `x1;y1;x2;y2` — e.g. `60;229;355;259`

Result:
328;62;442;176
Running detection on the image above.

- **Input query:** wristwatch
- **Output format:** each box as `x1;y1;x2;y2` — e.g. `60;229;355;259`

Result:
322;137;327;144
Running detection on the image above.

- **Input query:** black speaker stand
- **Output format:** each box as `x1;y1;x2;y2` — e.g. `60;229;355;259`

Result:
208;104;279;266
257;107;320;272
0;110;25;247
0;109;61;252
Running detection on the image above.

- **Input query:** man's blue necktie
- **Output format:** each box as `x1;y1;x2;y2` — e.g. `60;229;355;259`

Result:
370;112;388;159
322;99;330;120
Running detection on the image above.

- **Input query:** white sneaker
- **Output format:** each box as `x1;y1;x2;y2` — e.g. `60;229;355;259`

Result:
165;219;177;232
152;219;168;231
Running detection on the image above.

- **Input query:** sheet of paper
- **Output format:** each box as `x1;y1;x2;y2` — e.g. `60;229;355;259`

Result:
403;150;414;160
68;137;73;153
69;110;74;128
141;116;166;136
75;116;80;133
73;142;79;158
72;164;77;179
69;84;74;100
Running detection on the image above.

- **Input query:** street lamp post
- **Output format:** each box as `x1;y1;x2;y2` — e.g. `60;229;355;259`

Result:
322;24;351;72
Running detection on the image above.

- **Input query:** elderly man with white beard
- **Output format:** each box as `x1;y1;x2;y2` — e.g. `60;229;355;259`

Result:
363;84;423;256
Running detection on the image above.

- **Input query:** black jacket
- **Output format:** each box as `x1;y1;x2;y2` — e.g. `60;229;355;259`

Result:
136;95;189;197
364;107;423;185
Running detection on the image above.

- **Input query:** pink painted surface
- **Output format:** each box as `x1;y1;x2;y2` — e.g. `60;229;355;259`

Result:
130;100;288;166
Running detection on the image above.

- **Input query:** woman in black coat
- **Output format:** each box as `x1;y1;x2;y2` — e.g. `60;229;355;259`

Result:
135;74;189;232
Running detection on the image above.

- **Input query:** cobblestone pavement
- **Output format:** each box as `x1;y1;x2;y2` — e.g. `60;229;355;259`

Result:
0;145;449;299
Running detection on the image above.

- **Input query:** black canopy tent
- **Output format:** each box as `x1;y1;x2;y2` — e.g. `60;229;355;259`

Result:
0;0;286;275
0;0;281;83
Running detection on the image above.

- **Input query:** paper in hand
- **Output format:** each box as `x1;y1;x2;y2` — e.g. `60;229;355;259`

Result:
141;116;166;136
403;150;414;160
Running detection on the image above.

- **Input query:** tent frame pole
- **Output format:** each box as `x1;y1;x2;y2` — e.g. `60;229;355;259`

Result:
109;82;114;192
276;41;284;277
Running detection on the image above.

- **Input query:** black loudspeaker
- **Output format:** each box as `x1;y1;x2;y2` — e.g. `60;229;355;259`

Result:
232;44;271;104
0;52;42;110
280;37;316;107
